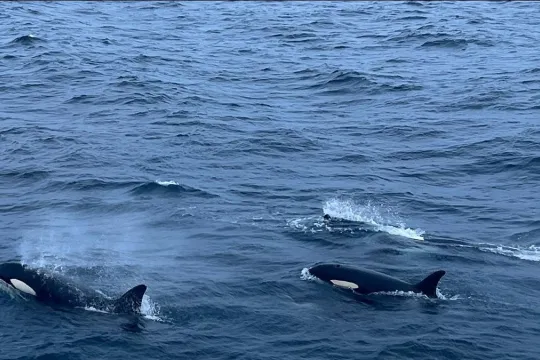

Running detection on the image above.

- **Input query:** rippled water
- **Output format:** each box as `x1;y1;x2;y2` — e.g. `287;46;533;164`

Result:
1;1;540;359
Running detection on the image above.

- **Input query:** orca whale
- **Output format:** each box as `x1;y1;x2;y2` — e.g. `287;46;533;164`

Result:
308;263;445;298
0;262;147;314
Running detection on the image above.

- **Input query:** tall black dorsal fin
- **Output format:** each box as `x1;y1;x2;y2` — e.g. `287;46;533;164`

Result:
414;270;445;298
113;284;147;314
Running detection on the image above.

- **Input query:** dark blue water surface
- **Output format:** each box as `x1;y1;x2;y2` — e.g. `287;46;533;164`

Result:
1;1;540;359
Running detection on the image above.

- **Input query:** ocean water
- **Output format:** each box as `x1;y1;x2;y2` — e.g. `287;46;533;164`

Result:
1;1;540;359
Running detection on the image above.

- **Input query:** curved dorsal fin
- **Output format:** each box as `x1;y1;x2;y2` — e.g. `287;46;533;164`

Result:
113;284;147;313
414;270;445;298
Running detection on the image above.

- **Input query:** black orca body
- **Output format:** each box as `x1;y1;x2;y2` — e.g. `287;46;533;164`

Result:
0;262;146;314
309;263;445;298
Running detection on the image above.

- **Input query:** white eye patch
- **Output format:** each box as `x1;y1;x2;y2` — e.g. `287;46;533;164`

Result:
10;279;37;296
330;279;359;289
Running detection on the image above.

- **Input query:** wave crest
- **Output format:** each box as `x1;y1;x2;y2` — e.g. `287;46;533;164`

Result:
129;180;217;198
10;34;44;45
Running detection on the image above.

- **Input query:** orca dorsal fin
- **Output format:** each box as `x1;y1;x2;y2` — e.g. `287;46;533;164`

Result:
414;270;445;298
113;284;147;314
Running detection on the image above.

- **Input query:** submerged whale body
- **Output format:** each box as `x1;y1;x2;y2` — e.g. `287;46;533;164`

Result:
322;213;373;229
0;262;146;314
309;263;445;298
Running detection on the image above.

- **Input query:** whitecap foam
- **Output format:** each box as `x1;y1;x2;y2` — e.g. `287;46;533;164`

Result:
155;180;179;186
477;243;540;262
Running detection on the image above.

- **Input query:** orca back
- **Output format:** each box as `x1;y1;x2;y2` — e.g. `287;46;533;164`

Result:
413;270;446;298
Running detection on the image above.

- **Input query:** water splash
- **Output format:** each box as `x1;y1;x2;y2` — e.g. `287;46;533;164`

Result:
322;198;424;240
140;294;164;321
300;267;318;281
289;198;424;240
436;288;461;301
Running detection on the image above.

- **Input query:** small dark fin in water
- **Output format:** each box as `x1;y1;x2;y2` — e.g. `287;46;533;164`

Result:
113;284;147;314
414;270;445;298
323;214;331;221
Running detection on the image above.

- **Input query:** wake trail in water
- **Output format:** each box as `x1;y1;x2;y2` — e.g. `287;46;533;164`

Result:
288;198;424;241
462;243;540;262
422;234;540;262
322;198;425;240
